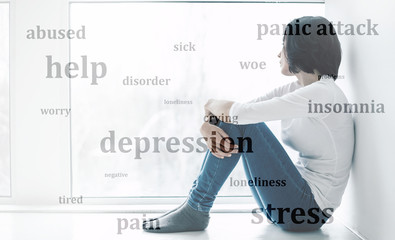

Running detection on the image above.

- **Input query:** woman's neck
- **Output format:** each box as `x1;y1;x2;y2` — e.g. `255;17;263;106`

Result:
295;71;320;86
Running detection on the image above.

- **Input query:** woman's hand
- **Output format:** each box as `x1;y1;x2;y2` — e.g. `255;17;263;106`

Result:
200;122;238;159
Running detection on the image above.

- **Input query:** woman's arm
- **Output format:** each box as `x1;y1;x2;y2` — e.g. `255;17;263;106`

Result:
224;81;334;125
203;81;301;122
200;99;238;158
204;99;234;122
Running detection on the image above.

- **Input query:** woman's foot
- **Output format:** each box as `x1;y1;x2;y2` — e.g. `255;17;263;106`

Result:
143;201;210;233
147;199;187;222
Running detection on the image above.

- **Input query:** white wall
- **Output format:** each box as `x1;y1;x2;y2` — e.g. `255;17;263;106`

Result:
326;1;395;239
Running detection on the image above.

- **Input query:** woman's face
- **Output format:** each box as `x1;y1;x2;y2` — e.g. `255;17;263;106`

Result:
278;42;294;76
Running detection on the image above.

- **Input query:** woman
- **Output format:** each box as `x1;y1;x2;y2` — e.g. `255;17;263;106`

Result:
143;16;354;232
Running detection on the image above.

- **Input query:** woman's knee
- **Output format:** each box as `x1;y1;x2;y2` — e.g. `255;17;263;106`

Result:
215;121;252;151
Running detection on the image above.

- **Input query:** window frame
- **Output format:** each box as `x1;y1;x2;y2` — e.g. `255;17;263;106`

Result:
0;0;11;199
0;0;324;208
67;0;324;206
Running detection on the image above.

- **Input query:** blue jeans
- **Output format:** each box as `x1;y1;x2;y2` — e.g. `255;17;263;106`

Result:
188;121;330;232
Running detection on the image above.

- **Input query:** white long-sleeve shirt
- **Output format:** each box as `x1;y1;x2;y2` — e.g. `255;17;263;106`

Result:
229;77;354;210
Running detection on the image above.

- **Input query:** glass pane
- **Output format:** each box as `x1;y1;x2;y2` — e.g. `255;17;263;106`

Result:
70;2;324;198
0;3;10;197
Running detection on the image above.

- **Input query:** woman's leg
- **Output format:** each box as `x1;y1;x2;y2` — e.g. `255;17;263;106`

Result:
240;122;330;231
187;123;245;212
144;121;329;232
187;121;330;231
143;121;245;232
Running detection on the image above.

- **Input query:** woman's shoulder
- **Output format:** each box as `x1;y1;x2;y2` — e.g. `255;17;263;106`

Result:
293;78;337;101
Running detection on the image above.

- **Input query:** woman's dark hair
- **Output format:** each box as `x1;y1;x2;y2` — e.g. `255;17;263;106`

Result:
283;16;342;80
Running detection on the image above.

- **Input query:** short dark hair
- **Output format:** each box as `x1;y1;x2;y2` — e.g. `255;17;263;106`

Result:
283;16;342;80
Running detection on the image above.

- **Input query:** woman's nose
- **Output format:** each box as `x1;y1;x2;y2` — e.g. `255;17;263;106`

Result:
277;52;281;58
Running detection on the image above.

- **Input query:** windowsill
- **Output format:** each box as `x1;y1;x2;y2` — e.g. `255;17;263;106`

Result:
0;203;258;213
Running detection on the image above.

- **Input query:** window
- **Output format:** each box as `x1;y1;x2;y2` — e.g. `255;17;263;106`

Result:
0;2;10;197
69;2;324;200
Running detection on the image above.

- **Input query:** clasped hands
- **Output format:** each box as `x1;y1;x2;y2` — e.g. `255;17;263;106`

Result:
200;99;238;159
